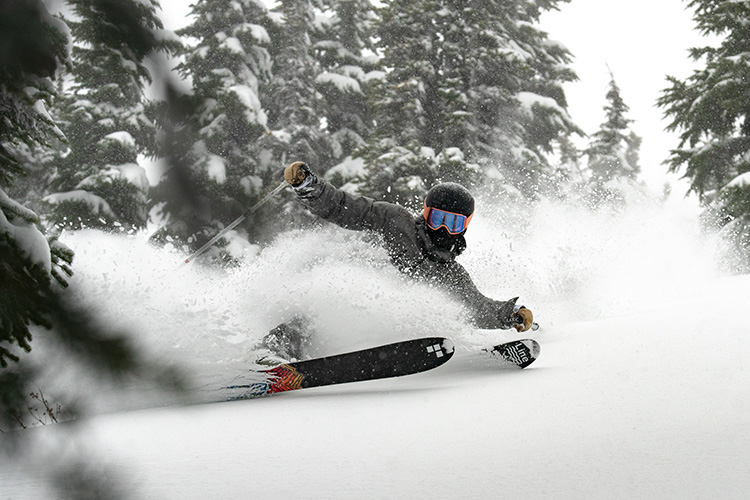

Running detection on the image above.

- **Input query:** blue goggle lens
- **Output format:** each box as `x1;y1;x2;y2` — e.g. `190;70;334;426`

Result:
426;208;468;234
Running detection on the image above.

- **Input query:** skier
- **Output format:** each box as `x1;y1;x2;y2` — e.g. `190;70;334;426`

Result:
258;161;534;362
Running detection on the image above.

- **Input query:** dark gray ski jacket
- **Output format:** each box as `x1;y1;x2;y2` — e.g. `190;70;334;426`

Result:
293;175;518;329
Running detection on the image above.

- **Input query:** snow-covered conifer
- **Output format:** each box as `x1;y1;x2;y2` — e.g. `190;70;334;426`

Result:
361;0;580;208
658;0;750;271
262;0;328;170
312;0;378;170
44;0;174;231
150;0;274;254
0;0;73;368
547;133;584;193
586;72;641;185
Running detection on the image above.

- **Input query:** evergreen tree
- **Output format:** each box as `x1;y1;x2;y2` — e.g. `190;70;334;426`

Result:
42;0;174;231
549;133;584;192
361;0;579;209
1;0;73;368
486;0;581;194
658;0;750;271
150;0;274;254
586;71;640;185
362;0;476;207
262;0;328;169
624;131;642;177
1;3;182;452
312;0;378;169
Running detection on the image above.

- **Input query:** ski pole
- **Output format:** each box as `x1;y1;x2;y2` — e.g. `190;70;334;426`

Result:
181;180;289;265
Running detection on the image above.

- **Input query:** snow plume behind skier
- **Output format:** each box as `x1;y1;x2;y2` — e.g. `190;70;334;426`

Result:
256;161;535;362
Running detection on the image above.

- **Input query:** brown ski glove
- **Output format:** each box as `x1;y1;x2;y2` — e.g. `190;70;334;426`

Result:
284;161;310;187
513;307;534;332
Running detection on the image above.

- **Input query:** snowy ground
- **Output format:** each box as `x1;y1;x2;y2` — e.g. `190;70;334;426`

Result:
2;188;750;499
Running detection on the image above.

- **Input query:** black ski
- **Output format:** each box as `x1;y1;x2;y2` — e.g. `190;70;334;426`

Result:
223;337;454;399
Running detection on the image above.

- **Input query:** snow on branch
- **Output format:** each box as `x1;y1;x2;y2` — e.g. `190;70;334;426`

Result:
0;189;51;274
43;190;117;219
727;172;750;188
316;72;362;94
102;131;137;147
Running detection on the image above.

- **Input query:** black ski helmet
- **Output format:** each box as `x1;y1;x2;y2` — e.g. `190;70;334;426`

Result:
424;182;475;217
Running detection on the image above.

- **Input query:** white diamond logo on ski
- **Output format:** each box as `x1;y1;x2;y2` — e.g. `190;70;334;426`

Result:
426;339;455;358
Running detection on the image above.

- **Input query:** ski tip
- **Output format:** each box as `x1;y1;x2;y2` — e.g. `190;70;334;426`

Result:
519;339;541;359
517;338;540;369
489;338;540;369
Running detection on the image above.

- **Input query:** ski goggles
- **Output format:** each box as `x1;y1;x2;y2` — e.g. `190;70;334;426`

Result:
423;205;473;234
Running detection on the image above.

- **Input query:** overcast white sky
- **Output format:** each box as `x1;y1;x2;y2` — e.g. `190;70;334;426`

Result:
159;0;709;192
540;0;709;191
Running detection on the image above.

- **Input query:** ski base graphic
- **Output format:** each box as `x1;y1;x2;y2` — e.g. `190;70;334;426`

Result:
223;337;454;399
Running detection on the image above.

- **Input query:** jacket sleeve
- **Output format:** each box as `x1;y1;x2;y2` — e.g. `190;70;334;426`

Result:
293;174;407;233
436;260;519;329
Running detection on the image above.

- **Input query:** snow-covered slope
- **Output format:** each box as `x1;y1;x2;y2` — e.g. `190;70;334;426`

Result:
2;189;750;499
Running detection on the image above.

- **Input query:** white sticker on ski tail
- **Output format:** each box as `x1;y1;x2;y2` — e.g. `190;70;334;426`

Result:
426;338;455;358
442;338;455;354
